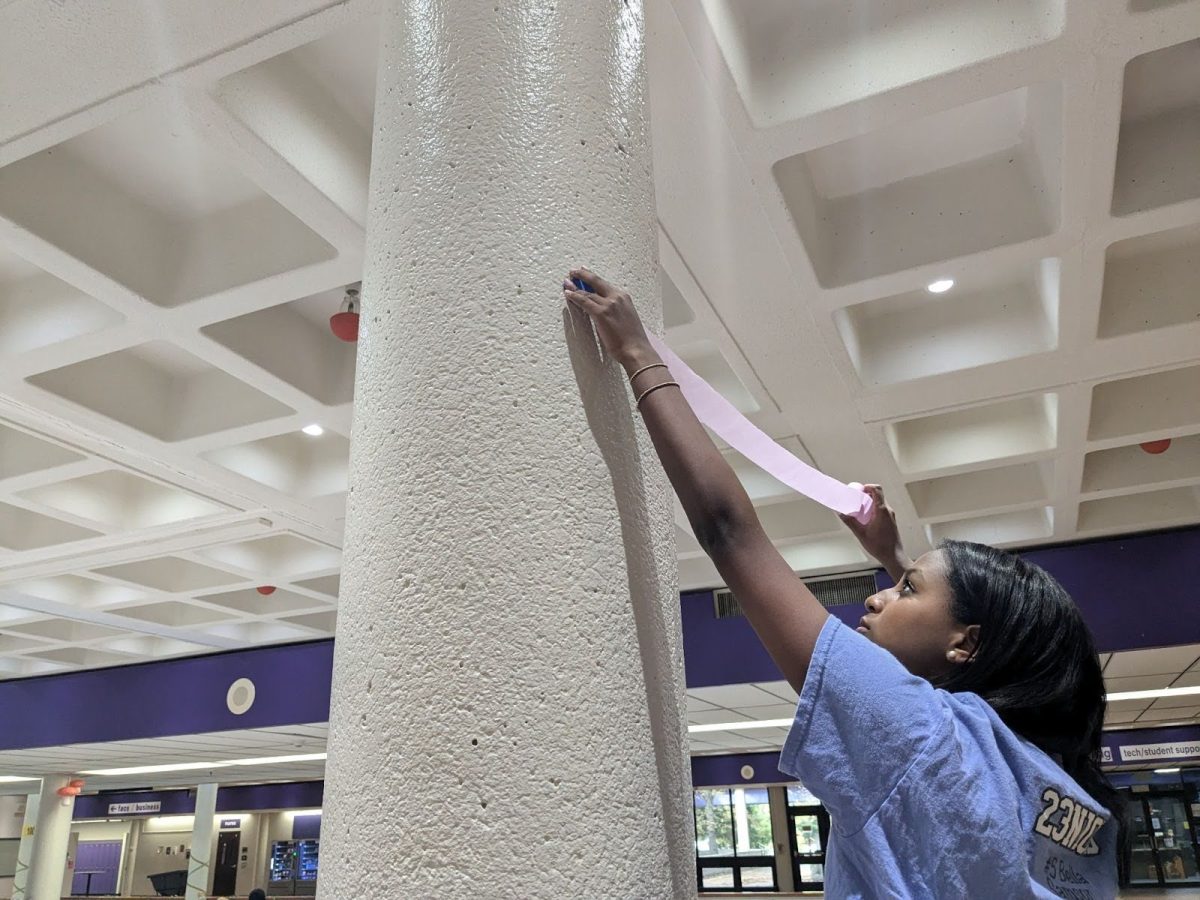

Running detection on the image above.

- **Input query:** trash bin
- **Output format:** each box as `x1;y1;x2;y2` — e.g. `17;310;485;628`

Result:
147;869;188;896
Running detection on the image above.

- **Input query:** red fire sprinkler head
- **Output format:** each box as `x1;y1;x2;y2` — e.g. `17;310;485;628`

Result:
257;585;277;596
330;287;360;342
1140;439;1171;455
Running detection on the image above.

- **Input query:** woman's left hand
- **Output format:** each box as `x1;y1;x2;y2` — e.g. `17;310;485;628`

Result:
562;267;656;367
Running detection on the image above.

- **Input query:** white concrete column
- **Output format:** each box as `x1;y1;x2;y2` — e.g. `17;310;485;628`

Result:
122;818;143;897
318;1;692;897
186;783;218;900
768;786;795;893
10;792;39;900
733;788;751;853
25;776;74;900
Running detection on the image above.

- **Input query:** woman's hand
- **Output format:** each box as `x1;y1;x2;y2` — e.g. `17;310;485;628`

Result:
562;267;656;368
840;485;911;582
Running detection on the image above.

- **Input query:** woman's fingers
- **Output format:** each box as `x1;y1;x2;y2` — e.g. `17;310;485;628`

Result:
563;285;605;315
569;266;614;297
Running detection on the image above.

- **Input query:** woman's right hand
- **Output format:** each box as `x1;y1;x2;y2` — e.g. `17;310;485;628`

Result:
840;485;909;578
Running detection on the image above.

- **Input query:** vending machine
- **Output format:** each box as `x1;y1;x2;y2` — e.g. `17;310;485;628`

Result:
267;841;297;896
295;840;320;895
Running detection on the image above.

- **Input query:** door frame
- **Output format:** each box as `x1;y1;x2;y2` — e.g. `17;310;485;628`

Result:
786;803;831;891
212;829;241;895
1129;789;1200;887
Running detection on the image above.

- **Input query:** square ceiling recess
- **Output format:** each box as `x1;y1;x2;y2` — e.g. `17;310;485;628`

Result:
0;246;121;356
0;501;97;550
202;430;349;499
93;556;241;594
18;470;226;530
774;84;1062;286
28;342;293;442
11;574;145;610
887;393;1058;475
195;534;340;580
214;16;380;228
0;102;336;307
0;423;83;480
908;461;1052;521
199;587;328;617
1113;38;1200;215
1078;487;1200;534
1088;364;1200;442
1082;433;1200;494
701;0;1065;126
1099;223;1200;338
927;507;1053;547
202;285;357;406
836;260;1060;386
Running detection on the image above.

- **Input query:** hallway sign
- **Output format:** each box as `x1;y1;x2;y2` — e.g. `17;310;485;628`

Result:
1101;725;1200;767
1118;740;1200;763
107;801;161;814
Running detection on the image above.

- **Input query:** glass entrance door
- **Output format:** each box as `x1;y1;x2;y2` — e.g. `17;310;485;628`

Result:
786;804;830;891
1128;791;1200;886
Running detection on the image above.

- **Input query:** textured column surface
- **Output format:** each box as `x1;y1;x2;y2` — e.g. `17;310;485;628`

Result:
10;792;39;900
25;777;73;900
318;1;693;897
186;783;218;900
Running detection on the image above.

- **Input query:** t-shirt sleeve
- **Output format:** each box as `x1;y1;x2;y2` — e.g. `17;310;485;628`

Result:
779;615;952;835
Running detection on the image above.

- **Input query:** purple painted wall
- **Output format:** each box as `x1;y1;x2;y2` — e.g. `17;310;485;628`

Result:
1019;529;1200;653
73;781;325;820
691;751;793;787
2;527;1196;749
682;526;1200;687
0;639;333;751
292;814;322;840
1101;724;1200;767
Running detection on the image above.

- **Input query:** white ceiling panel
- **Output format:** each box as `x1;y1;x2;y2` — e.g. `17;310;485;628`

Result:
0;0;1194;739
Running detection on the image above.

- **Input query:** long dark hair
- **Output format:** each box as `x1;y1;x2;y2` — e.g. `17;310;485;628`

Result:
937;540;1128;884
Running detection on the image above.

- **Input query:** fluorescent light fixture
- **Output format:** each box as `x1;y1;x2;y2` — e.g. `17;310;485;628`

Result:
0;775;37;783
688;718;793;734
286;809;323;817
926;278;955;294
82;752;327;777
1155;768;1181;774
687;685;1200;737
1106;685;1200;703
301;424;324;437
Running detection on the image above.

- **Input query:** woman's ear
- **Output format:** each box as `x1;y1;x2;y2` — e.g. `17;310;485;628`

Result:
947;624;981;665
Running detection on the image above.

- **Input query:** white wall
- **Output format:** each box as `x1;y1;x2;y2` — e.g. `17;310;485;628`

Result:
125;810;276;897
134;815;194;896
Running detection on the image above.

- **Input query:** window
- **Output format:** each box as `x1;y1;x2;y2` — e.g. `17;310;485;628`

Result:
693;788;776;892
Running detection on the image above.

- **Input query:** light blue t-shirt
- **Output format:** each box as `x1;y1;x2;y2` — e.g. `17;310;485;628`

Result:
780;616;1118;899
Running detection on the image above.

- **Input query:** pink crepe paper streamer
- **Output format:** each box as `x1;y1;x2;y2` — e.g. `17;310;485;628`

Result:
646;333;874;525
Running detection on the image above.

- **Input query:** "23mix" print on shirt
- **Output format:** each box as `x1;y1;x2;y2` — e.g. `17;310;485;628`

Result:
1034;787;1107;856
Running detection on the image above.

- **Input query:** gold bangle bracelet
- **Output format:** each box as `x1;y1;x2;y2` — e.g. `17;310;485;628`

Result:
629;363;668;383
635;380;680;408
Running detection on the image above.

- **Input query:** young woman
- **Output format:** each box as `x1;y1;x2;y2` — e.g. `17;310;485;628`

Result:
563;268;1124;898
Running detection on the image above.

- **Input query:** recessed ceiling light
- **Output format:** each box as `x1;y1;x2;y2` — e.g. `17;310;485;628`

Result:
926;278;955;294
301;424;324;437
1154;768;1181;774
